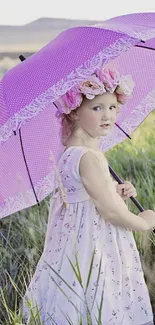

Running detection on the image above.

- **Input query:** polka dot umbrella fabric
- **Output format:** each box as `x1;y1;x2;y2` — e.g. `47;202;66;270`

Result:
0;12;155;218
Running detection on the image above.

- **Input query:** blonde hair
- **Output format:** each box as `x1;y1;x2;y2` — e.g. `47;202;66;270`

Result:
58;91;123;147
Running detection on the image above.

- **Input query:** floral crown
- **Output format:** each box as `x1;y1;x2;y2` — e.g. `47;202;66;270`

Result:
55;67;135;117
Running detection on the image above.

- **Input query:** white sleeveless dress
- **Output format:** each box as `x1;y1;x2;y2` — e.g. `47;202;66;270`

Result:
22;146;154;325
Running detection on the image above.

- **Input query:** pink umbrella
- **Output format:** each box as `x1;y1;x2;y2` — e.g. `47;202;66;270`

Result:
19;54;144;214
0;12;155;219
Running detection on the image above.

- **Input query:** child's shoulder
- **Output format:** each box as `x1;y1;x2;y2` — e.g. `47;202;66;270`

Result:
56;146;110;195
59;145;108;173
62;145;107;159
59;146;91;165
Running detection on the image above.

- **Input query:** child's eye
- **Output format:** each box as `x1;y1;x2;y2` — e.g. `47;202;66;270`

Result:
110;105;116;110
93;106;102;111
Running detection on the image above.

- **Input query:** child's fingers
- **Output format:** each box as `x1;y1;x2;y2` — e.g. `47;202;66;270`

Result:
124;189;137;197
124;187;136;192
123;181;134;190
124;183;136;192
117;182;137;198
117;183;129;190
117;183;131;191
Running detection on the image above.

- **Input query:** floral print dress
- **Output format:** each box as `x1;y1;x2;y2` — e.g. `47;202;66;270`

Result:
22;146;154;325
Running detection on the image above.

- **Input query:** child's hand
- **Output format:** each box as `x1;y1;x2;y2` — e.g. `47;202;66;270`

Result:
116;181;137;201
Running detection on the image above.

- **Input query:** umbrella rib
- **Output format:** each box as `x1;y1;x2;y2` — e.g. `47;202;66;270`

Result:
18;55;40;207
135;44;155;51
18;129;40;207
115;123;131;139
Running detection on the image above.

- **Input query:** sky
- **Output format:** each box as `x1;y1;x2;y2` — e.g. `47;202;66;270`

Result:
0;0;155;25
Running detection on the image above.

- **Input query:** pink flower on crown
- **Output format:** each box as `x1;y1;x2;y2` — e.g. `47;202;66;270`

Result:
78;74;106;99
96;67;120;92
55;87;83;115
63;88;83;108
117;74;135;96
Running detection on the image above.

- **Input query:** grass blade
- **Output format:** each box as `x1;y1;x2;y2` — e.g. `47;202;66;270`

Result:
67;256;83;288
85;248;95;294
75;252;83;286
91;253;103;310
48;273;83;316
45;261;85;303
96;281;104;325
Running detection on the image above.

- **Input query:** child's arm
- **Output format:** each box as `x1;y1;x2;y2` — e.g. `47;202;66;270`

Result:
79;151;148;232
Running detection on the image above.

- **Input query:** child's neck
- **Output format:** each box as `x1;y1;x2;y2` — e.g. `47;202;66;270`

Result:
65;136;101;152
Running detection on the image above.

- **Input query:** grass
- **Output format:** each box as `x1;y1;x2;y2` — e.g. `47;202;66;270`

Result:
0;110;155;324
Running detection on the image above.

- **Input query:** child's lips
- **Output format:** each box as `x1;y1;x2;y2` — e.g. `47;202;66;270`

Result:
100;124;110;128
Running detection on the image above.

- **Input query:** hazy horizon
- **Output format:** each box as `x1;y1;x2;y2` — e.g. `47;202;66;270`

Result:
0;17;102;53
0;16;102;77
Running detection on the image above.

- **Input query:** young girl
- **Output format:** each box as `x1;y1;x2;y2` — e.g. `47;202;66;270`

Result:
22;67;155;325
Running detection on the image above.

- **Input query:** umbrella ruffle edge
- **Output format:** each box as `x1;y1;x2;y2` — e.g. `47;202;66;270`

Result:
0;35;139;145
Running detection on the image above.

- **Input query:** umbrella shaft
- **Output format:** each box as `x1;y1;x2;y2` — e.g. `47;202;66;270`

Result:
129;196;144;212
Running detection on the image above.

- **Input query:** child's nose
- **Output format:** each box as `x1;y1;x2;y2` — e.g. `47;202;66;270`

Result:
102;110;111;120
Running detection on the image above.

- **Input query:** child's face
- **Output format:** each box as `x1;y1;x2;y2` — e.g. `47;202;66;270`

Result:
74;92;118;139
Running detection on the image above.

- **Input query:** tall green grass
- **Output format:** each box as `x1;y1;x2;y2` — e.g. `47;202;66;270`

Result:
0;111;155;324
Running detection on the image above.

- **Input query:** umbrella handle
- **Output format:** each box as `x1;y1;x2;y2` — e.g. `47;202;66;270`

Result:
108;165;144;212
